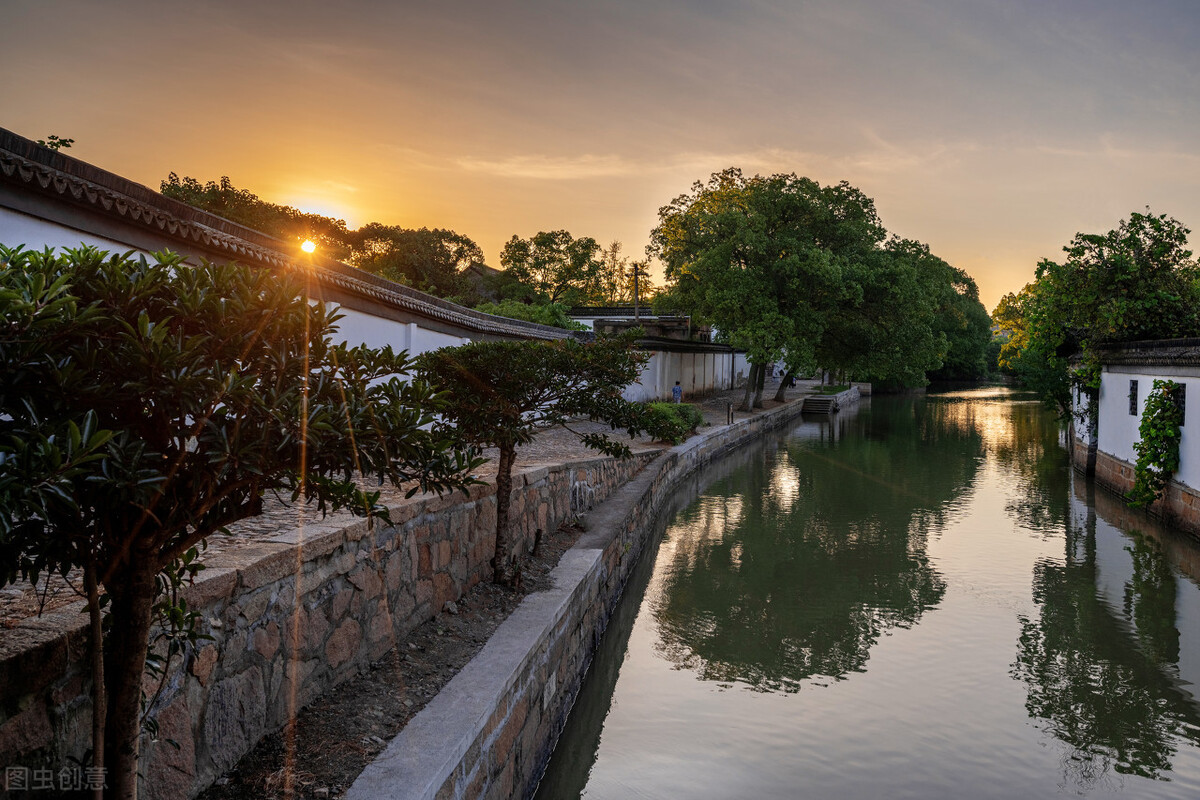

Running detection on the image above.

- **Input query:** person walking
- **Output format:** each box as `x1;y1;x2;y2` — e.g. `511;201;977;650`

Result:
672;381;683;403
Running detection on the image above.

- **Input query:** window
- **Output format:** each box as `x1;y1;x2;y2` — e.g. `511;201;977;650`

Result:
1129;380;1138;416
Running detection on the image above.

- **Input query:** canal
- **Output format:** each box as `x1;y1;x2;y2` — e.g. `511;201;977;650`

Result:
535;388;1200;799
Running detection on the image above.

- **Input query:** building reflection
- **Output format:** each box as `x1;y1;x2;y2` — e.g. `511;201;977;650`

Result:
1010;473;1200;786
648;396;986;692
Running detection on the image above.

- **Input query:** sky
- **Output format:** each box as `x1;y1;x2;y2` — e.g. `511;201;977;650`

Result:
4;0;1199;311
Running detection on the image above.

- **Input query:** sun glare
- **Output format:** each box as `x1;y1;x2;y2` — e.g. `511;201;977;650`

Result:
300;239;317;254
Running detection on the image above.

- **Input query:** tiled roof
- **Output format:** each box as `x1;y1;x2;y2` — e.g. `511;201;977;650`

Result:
0;128;570;342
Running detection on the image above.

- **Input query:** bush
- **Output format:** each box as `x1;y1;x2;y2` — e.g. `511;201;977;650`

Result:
642;402;705;443
474;299;587;330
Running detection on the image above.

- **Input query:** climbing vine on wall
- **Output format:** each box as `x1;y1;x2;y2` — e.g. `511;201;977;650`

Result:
1129;379;1185;507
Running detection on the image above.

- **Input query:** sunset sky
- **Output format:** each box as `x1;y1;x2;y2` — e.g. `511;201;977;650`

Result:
4;0;1199;310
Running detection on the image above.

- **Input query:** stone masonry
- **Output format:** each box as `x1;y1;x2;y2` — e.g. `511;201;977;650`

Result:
347;398;810;800
0;454;656;799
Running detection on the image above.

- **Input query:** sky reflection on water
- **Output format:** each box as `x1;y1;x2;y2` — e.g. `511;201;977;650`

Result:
536;389;1200;800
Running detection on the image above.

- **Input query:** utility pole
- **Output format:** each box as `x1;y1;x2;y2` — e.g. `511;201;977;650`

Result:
632;262;642;321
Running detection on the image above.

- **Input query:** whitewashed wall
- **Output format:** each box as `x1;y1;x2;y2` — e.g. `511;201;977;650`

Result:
1069;482;1200;698
1;209;471;357
2;207;137;258
622;350;742;402
1098;366;1200;490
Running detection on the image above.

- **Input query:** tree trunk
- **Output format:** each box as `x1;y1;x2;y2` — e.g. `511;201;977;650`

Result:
104;559;158;800
740;363;759;412
753;363;766;408
773;370;794;402
492;443;517;585
84;561;106;800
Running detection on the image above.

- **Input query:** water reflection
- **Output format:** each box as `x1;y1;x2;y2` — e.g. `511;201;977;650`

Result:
1011;480;1200;785
537;389;1200;800
650;397;986;692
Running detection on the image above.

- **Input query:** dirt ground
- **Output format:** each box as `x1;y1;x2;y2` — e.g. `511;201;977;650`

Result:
196;383;803;800
0;382;805;799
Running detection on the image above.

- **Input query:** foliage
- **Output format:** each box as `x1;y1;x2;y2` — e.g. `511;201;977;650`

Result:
596;241;656;305
641;402;705;443
36;134;74;151
161;173;354;260
347;224;484;300
650;169;848;409
997;211;1200;412
416;334;649;582
0;245;479;794
651;169;979;405
499;230;603;305
474;298;587;330
1129;380;1184;507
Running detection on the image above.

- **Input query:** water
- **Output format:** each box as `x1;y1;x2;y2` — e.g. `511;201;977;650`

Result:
535;388;1200;799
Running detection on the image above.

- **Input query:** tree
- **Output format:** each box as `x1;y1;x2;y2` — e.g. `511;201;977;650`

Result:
499;230;603;305
473;298;586;330
0;245;478;799
594;241;657;305
161;173;354;260
650;169;853;410
998;210;1200;414
36;134;74;151
416;335;648;584
348;224;484;300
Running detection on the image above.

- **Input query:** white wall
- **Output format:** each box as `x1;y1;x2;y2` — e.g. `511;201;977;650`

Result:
1;207;141;255
622;350;737;402
1099;366;1200;490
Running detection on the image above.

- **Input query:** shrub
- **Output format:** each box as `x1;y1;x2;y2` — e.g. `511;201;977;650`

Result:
0;245;478;795
1129;379;1185;507
642;402;705;443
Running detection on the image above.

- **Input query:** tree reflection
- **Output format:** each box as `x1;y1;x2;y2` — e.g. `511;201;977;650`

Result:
650;396;984;691
1012;515;1200;785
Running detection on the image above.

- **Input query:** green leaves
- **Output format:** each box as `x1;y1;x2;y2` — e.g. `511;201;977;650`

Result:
1129;380;1185;508
1001;211;1200;414
0;242;481;587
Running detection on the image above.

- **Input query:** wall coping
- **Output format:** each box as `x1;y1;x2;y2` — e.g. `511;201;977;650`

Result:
0;127;570;343
346;398;810;800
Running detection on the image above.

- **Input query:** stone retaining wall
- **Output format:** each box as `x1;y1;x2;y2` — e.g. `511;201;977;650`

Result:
0;453;657;798
1074;442;1200;539
347;398;811;800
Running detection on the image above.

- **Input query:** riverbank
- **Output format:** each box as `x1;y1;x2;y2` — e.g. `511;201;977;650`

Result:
195;385;813;799
0;382;816;799
344;389;814;800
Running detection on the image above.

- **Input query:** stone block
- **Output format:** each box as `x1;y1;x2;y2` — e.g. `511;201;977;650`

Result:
326;619;362;670
0;702;52;762
433;573;456;610
348;566;384;599
143;695;196;800
233;543;296;590
181;567;239;610
201;666;265;774
494;695;528;764
416;579;434;607
251;621;281;661
331;586;352;621
191;644;219;687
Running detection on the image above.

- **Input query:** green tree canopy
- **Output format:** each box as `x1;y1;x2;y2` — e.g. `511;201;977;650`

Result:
998;210;1200;412
416;335;648;583
499;230;604;305
347;223;484;299
0;245;478;797
161;173;354;260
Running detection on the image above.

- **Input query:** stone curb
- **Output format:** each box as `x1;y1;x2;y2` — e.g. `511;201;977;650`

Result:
346;397;811;800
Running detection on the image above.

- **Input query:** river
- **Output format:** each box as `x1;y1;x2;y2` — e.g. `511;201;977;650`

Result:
535;387;1200;799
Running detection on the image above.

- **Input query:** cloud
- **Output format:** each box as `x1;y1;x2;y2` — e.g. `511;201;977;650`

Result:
455;154;639;180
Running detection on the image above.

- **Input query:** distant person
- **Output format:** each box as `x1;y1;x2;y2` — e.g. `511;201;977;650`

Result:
672;381;683;403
